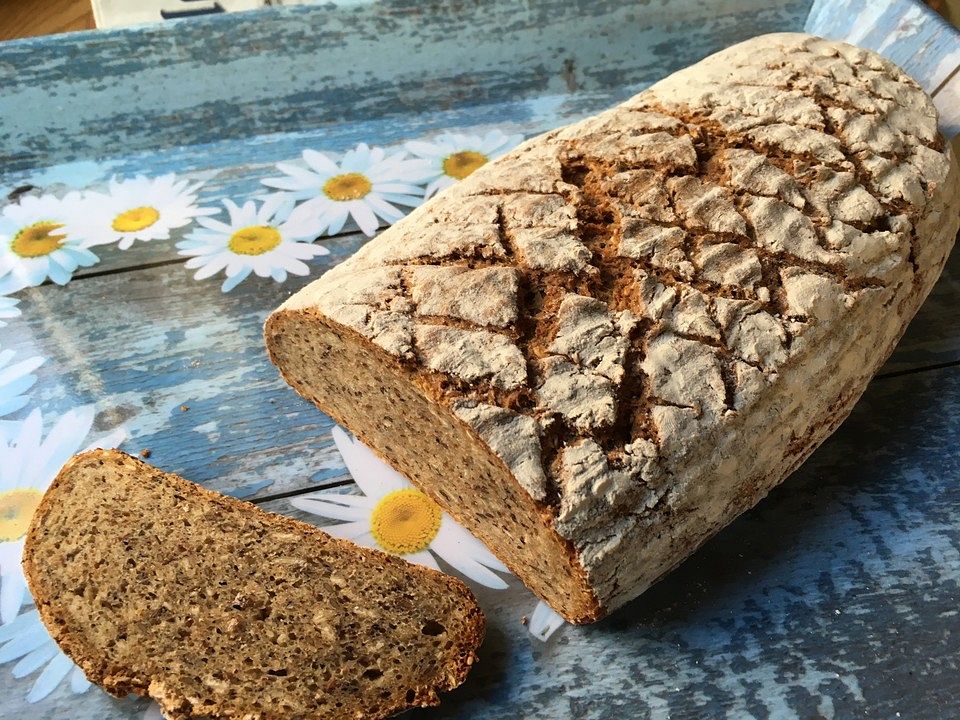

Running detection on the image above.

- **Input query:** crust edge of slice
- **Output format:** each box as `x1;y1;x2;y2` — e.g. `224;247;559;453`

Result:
23;448;486;720
264;307;604;624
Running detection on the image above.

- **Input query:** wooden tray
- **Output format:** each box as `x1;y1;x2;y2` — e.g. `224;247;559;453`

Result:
0;0;958;717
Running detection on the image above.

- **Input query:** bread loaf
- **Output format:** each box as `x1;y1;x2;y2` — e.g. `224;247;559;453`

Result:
266;33;960;623
23;450;485;720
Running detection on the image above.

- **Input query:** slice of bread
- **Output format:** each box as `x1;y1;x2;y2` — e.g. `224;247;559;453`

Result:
23;450;485;720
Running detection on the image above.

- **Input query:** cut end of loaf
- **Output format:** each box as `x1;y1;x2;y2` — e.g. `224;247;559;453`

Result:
265;309;604;623
24;449;485;720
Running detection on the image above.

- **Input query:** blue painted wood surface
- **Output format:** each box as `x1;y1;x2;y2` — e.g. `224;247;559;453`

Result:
1;366;958;720
0;0;814;172
0;1;958;718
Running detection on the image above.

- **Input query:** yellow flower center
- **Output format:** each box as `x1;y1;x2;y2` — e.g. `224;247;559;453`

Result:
442;150;488;180
0;488;43;543
11;221;66;258
370;489;441;555
111;206;160;233
228;225;282;256
323;173;372;201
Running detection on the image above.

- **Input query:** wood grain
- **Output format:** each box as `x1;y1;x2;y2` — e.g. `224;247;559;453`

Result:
0;0;94;41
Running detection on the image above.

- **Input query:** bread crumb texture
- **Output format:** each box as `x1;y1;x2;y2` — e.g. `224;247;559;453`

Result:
268;33;960;620
23;450;485;720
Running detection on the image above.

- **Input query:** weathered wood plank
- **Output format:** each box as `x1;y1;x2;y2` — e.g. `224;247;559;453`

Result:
0;0;814;172
3;0;955;281
4;364;959;717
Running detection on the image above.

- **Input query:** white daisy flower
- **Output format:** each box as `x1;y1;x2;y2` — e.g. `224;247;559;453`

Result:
176;197;331;292
0;194;99;288
74;174;216;250
0;345;44;419
0;406;126;625
261;144;433;237
528;600;567;642
0;609;90;702
405;130;523;198
292;427;510;589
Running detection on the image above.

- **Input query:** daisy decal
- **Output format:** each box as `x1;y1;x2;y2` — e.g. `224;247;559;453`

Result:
0;194;99;288
176;197;330;292
292;427;510;589
75;174;215;250
0;345;44;420
0;406;126;625
261;144;432;237
0;609;90;702
406;129;523;198
528;600;567;642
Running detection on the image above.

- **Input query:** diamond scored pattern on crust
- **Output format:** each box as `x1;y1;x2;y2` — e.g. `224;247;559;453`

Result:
313;35;952;546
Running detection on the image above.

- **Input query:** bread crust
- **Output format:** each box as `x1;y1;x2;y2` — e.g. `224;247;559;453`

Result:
266;33;960;621
24;449;486;720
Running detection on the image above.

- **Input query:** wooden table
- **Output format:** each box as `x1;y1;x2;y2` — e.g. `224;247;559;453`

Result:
0;0;94;41
0;1;958;718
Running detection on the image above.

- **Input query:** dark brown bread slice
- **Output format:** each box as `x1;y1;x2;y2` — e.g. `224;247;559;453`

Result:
23;450;485;720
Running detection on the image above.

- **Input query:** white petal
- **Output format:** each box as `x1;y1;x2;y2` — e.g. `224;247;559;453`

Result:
348;201;379;237
425;177;453;199
528;600;566;642
429;537;509;590
404;140;442;158
372;182;424;196
192;255;231;281
221;268;251;292
0;608;38;640
258;194;294;223
11;643;57;678
364;194;406;224
0;571;27;624
302;149;340;176
261;175;313;193
195;216;234;234
0;355;44;387
289;496;371;522
330;426;407;497
434;520;509;573
406;550;440;572
324;206;350;236
27;651;73;703
287;197;333;236
281;162;327;188
70;665;91;693
0;621;48;661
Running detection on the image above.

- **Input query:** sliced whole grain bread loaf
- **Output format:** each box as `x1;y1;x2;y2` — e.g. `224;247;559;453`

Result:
23;450;484;720
265;33;960;623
